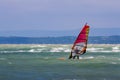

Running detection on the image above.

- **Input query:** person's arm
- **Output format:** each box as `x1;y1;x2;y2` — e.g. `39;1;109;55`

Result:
79;47;86;54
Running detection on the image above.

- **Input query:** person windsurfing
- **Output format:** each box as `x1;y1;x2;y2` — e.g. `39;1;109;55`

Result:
69;23;90;59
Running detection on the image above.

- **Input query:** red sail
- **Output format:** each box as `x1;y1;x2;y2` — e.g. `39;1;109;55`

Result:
74;24;89;44
72;24;90;49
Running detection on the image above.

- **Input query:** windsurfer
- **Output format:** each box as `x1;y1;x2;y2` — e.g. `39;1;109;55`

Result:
68;47;80;59
69;45;87;59
72;47;80;59
68;23;90;59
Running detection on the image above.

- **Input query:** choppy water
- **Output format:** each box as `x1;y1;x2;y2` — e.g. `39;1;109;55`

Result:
0;44;120;80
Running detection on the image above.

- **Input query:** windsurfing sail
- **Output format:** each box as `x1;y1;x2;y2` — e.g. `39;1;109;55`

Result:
69;23;90;59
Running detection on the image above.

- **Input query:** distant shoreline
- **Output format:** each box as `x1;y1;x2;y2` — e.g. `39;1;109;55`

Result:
0;36;120;44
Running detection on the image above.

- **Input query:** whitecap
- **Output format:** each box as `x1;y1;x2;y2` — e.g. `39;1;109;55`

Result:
8;62;12;64
0;51;14;53
64;49;71;52
50;48;61;52
17;50;25;52
28;49;35;52
87;47;104;52
0;49;43;53
36;49;44;52
0;50;27;53
112;46;119;50
79;56;94;59
61;45;70;47
84;56;94;59
50;47;65;52
111;62;117;64
31;45;46;48
100;51;112;53
98;56;106;58
28;49;43;52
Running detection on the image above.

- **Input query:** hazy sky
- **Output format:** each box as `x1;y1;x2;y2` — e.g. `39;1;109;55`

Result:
0;0;120;36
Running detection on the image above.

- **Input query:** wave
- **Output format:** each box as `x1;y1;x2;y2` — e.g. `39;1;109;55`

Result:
50;47;70;52
79;56;94;59
111;62;117;64
87;47;120;53
8;62;12;64
30;45;47;48
112;46;119;50
0;44;120;53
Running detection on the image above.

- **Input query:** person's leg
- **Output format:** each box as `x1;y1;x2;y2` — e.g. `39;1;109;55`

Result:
77;55;79;59
68;52;73;59
68;55;72;59
73;56;76;59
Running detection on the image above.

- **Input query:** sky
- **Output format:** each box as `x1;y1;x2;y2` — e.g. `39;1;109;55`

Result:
0;0;120;37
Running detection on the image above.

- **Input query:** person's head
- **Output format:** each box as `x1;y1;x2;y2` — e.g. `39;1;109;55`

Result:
84;45;87;48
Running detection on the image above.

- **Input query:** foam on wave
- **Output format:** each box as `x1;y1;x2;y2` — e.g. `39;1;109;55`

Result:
0;44;120;53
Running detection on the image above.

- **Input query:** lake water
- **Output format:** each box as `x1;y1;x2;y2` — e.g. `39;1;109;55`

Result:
0;44;120;80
